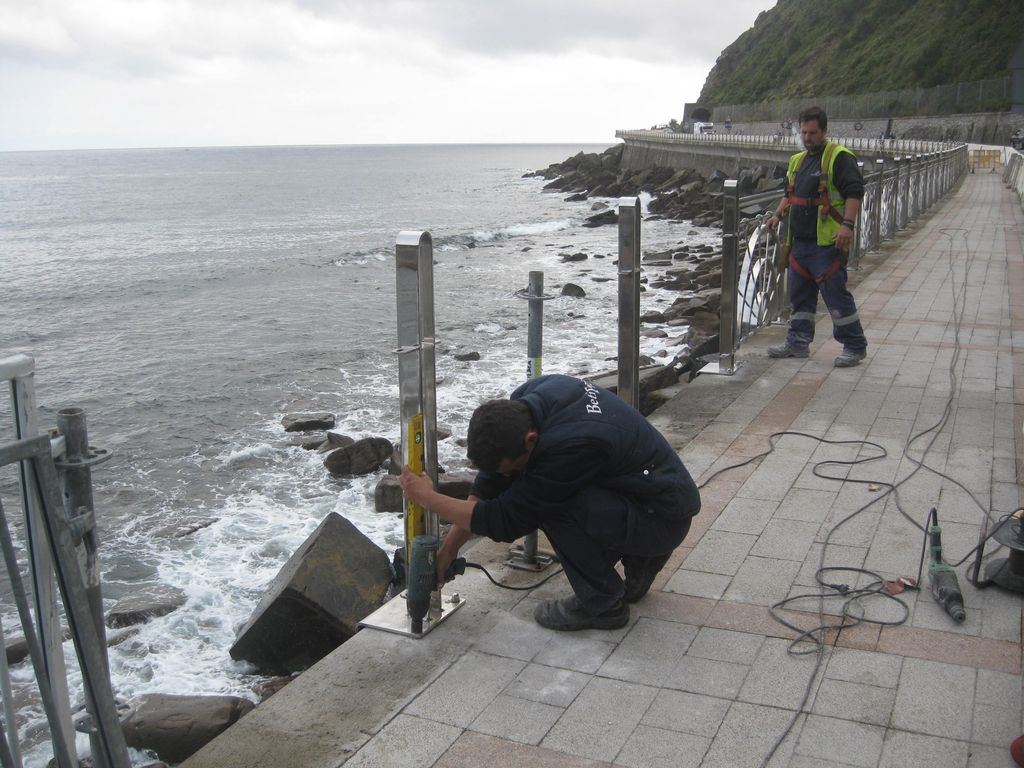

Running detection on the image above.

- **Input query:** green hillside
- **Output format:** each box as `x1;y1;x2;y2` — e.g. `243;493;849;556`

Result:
698;0;1024;105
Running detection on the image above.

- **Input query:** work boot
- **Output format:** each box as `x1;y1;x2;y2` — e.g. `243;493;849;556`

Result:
534;595;629;631
767;343;809;359
834;349;866;367
622;552;673;603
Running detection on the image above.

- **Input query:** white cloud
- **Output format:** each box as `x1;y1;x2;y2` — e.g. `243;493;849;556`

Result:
0;0;777;150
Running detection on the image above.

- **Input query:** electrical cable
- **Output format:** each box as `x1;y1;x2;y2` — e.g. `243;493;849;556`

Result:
463;561;565;591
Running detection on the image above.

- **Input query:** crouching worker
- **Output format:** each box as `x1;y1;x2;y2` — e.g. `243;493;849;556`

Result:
399;373;701;632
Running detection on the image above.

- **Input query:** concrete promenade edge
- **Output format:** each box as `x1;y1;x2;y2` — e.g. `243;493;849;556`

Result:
182;170;1024;768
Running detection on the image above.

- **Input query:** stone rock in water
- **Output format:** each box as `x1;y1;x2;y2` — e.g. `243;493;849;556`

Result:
561;283;587;298
121;693;254;764
323;436;394;476
229;512;392;674
281;412;336;432
106;586;187;628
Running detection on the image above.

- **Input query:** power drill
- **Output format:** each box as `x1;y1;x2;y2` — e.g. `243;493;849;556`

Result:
405;535;466;634
927;508;966;623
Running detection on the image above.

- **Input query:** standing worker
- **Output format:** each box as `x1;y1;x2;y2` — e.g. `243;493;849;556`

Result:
767;106;868;367
400;374;701;631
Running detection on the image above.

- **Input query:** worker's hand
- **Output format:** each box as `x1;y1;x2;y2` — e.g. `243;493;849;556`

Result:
834;223;854;253
399;465;435;507
766;213;781;234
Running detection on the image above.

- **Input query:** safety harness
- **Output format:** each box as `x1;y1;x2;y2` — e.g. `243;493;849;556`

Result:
781;141;844;285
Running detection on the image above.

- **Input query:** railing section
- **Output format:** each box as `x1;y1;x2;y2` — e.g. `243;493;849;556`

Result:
713;144;968;372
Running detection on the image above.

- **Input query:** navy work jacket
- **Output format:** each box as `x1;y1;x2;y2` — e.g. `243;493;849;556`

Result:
470;374;701;542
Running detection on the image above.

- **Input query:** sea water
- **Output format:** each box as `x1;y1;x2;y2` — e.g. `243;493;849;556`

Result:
0;143;719;764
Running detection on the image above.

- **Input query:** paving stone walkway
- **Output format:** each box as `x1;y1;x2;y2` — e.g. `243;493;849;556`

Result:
183;169;1024;768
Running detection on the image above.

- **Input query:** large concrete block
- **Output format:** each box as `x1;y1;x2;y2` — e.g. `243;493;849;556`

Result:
229;512;392;674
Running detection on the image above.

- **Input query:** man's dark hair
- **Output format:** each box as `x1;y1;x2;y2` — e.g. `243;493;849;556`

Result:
466;399;535;472
798;106;828;131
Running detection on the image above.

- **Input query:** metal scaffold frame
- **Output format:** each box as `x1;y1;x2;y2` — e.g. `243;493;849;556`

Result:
0;354;129;768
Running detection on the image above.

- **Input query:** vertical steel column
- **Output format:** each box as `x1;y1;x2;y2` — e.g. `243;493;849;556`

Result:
55;408;112;768
871;159;884;251
520;271;543;564
0;614;22;767
395;231;439;565
895;157;906;230
526;272;544;381
616;197;642;408
850;161;865;269
507;273;555;572
360;232;465;637
702;181;741;376
4;355;76;764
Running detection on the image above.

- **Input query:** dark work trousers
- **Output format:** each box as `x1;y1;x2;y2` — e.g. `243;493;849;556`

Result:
540;486;692;615
784;238;868;353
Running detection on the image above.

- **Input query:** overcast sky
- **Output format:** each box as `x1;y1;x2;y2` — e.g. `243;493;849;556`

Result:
0;0;777;151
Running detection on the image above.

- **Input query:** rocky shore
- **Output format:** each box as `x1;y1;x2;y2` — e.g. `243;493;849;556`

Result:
525;144;785;228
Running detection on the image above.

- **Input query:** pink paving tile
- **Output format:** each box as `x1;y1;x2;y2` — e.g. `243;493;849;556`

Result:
633;589;717;625
876;624;1020;675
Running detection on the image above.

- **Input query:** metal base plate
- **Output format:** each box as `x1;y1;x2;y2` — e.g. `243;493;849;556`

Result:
506;547;557;572
697;355;742;377
358;589;465;638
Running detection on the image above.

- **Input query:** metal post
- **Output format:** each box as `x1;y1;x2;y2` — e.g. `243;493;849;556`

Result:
617;197;642;408
55;408;113;768
702;180;741;375
871;159;884;251
850;161;865;270
3;355;77;764
896;157;906;230
507;273;555;572
359;232;464;637
0;613;22;767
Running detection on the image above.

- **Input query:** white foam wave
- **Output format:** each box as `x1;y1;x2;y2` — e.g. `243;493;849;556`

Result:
471;218;573;242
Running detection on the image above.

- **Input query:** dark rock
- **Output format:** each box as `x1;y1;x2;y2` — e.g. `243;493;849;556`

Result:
590;365;680;417
640;328;668;338
107;587;187;628
560;252;588;263
565;192;589;202
583;210;617;228
375;471;478;513
325;430;355;448
561;283;587;298
323;437;394;476
121;693;254;764
288;433;327;451
229;512;392;674
254;675;296;702
591;201;609;211
454;351;481;361
281;413;335;433
641;310;667;323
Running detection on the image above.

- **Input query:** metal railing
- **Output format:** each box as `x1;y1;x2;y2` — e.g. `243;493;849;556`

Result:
1006;151;1024;209
710;143;968;373
616;129;954;156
